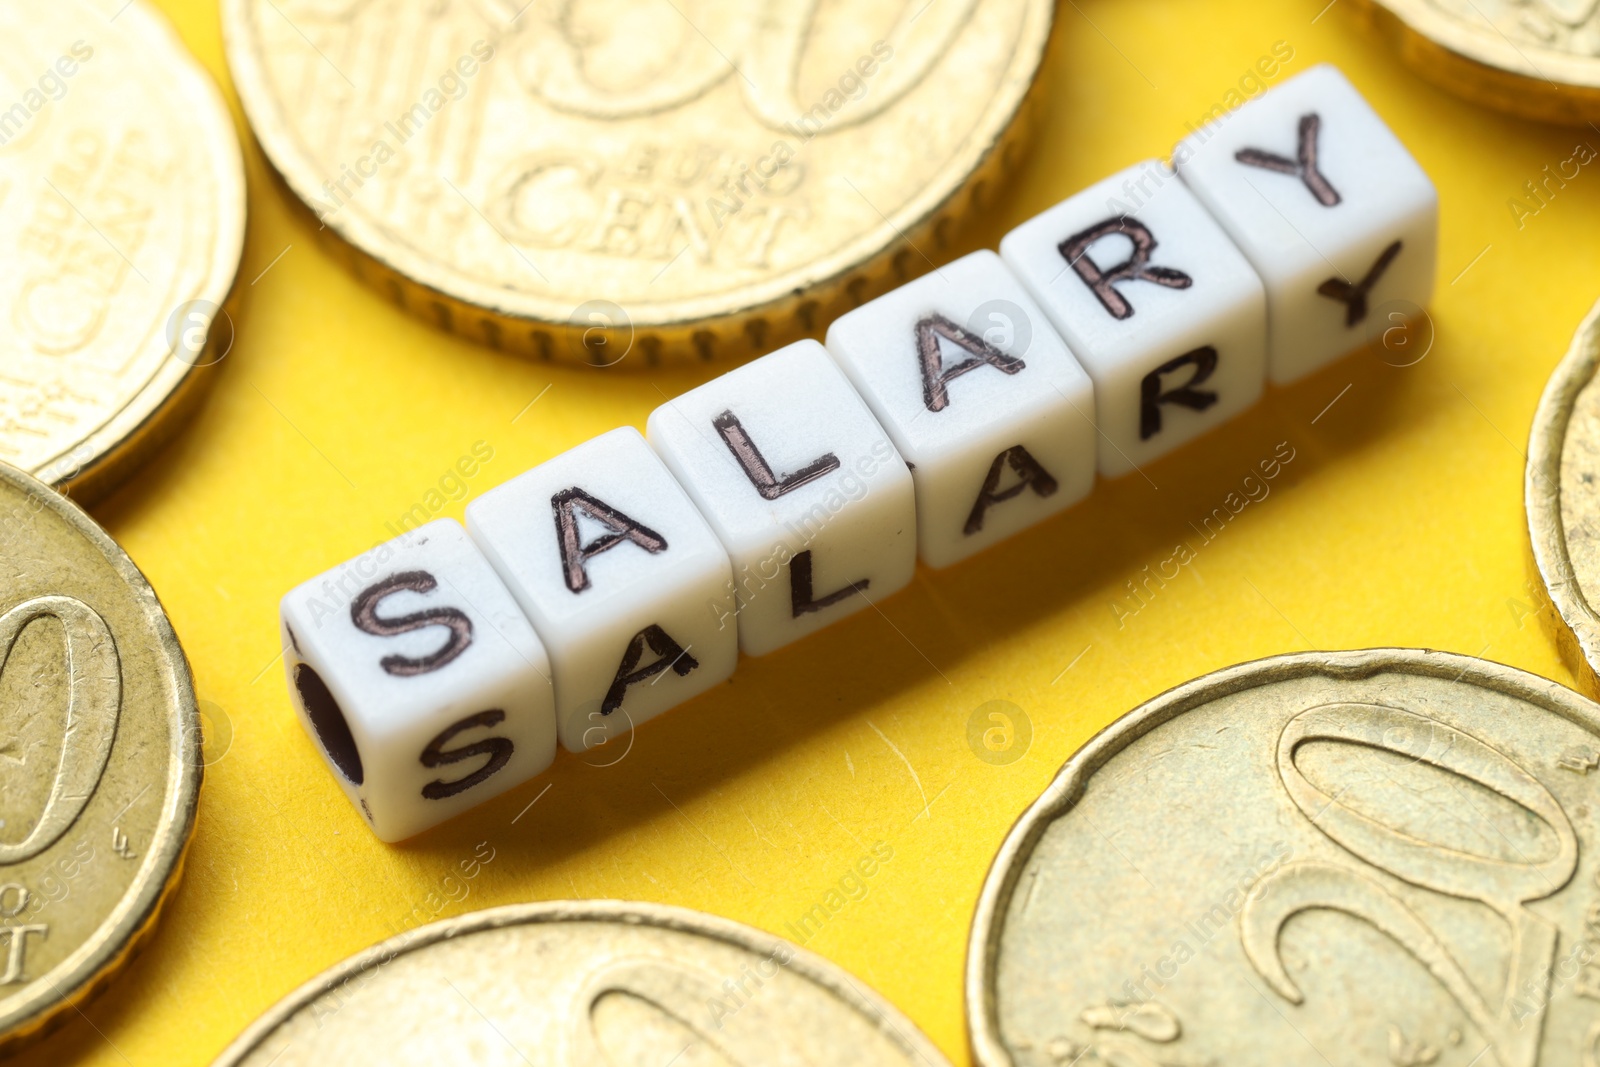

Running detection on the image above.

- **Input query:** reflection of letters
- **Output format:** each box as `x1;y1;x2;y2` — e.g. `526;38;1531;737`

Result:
1242;703;1576;1067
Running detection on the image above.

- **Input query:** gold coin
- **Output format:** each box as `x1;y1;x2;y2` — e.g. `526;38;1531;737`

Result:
0;462;200;1051
967;648;1600;1066
213;900;951;1065
222;0;1051;364
1356;0;1600;123
0;0;246;502
1528;297;1600;694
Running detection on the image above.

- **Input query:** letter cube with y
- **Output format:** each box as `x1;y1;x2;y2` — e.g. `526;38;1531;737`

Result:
1174;64;1437;383
825;250;1096;568
1001;160;1267;478
279;519;557;842
465;428;737;752
646;340;916;656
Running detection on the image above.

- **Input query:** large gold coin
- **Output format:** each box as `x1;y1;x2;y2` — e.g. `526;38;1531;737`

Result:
213;900;952;1065
222;0;1051;364
968;648;1600;1066
1356;0;1600;123
0;462;200;1050
0;0;245;501
1528;297;1600;694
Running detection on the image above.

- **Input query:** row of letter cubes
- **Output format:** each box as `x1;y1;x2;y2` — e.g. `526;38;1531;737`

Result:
281;66;1436;840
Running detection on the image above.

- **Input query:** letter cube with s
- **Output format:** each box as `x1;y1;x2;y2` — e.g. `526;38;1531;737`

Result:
279;519;557;842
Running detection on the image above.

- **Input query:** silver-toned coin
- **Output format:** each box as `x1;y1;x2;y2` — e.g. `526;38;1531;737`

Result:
215;900;951;1065
967;649;1600;1066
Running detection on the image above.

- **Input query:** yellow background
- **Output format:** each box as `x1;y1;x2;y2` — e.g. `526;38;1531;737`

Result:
26;0;1599;1063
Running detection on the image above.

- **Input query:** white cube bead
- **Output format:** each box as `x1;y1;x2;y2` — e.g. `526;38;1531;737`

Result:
279;519;557;842
1174;64;1438;384
824;251;1097;568
1000;160;1267;478
646;339;916;656
465;427;737;752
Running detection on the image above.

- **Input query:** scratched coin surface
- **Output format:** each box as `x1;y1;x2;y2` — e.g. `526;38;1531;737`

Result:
1529;298;1600;697
213;900;952;1066
0;462;200;1049
967;649;1600;1067
1358;0;1600;123
221;0;1051;363
0;0;245;500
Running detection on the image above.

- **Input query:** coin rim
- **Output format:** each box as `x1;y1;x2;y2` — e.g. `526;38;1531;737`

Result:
218;0;1052;345
0;460;202;1050
27;0;247;499
210;898;952;1065
1355;0;1600;123
963;647;1599;1066
1528;297;1600;695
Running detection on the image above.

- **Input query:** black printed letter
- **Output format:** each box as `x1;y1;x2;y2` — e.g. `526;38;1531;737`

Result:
1235;113;1341;207
914;313;1026;412
789;549;869;617
420;710;514;800
601;625;700;715
1060;218;1193;321
351;571;472;677
1317;240;1402;326
1140;347;1219;440
964;446;1059;535
552;488;669;593
713;410;840;500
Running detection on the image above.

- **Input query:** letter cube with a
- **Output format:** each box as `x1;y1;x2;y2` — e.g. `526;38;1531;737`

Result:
1173;64;1438;383
646;339;916;655
825;250;1097;568
465;427;737;752
1001;160;1267;477
279;519;557;842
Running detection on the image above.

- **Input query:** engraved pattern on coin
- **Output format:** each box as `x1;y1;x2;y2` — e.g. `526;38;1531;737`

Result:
212;901;953;1066
1425;0;1600;55
223;0;1051;357
0;1;244;496
0;463;199;1049
967;650;1600;1066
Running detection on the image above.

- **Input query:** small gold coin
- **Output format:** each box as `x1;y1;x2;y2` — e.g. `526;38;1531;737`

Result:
0;0;245;501
1528;297;1600;693
0;462;200;1051
222;0;1051;364
1356;0;1600;123
968;649;1600;1066
213;900;951;1065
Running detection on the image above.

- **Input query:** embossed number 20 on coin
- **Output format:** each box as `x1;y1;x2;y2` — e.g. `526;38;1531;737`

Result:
968;650;1600;1067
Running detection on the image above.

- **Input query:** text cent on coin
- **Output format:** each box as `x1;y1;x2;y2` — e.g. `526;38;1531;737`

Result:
1357;0;1600;123
968;648;1600;1066
1529;298;1600;696
213;900;952;1066
0;0;245;500
0;463;200;1049
222;0;1052;363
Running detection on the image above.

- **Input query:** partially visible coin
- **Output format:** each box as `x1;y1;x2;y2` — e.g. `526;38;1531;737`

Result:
967;649;1600;1066
0;462;200;1051
1356;0;1600;123
0;0;245;502
222;0;1051;364
1529;297;1600;695
213;900;951;1066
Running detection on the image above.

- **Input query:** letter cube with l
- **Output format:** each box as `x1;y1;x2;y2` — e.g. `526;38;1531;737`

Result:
825;250;1097;568
465;427;737;752
1000;160;1267;477
279;519;557;842
1173;65;1437;384
646;339;916;656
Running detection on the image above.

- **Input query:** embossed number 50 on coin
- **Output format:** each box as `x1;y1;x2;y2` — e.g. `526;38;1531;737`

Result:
223;0;1051;362
967;649;1600;1067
